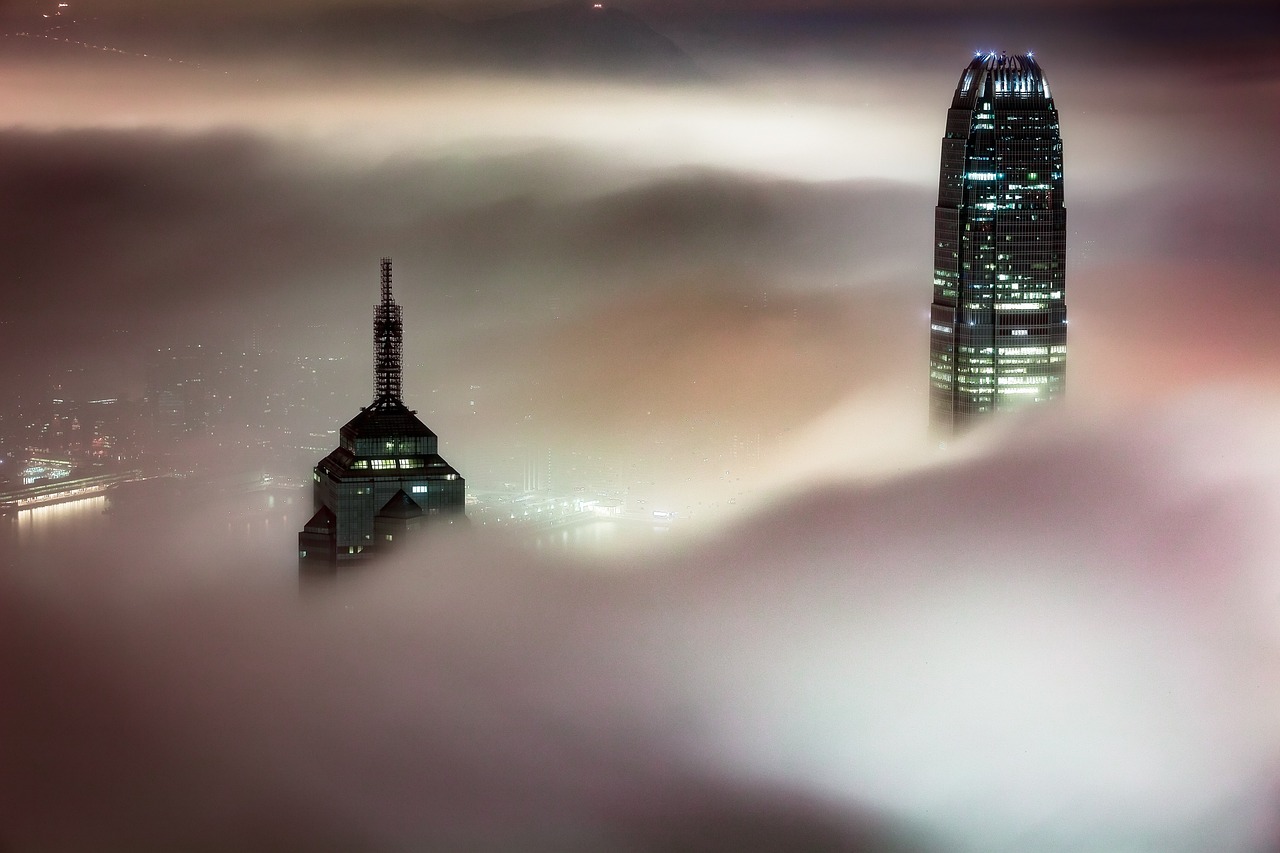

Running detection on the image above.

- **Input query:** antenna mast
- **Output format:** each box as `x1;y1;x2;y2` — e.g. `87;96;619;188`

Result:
372;257;403;407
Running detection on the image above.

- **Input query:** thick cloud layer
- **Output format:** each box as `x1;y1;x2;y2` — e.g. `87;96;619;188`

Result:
3;399;1280;851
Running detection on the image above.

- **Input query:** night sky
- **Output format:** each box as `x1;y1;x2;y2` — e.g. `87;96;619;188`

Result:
2;1;1280;850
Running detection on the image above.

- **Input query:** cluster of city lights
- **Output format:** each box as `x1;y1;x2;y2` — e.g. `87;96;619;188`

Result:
2;3;216;71
21;461;71;486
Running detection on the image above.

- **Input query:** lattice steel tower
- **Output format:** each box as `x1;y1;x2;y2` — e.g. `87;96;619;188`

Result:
928;52;1067;441
372;257;403;408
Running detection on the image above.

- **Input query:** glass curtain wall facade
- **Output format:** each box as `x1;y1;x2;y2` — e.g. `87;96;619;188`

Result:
929;52;1067;440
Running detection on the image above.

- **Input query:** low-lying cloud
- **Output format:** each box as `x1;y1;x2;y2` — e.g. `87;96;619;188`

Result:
3;396;1279;851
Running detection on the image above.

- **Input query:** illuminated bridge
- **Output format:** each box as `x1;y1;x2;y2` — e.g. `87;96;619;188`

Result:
0;470;147;514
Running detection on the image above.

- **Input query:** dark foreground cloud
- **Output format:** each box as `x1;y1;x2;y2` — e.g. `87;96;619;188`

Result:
2;397;1279;851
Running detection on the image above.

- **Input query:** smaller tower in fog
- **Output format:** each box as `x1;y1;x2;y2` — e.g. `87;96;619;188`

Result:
298;259;465;572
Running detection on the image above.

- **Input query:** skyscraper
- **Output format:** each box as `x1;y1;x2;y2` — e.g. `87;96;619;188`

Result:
929;52;1067;440
298;259;465;571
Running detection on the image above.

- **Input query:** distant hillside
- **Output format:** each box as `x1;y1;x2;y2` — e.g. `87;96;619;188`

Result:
473;1;702;79
1;1;702;80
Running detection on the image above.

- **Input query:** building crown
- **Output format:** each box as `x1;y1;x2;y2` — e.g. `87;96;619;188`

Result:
953;51;1053;108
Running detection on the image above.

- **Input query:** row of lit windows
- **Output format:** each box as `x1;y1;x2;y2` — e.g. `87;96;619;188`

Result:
413;475;459;486
990;345;1068;356
345;476;460;496
350;458;428;471
966;192;1057;204
958;360;1056;372
956;343;1060;354
955;377;1060;389
964;259;1063;271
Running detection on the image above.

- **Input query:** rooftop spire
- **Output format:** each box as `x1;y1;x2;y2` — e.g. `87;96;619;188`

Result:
371;257;403;408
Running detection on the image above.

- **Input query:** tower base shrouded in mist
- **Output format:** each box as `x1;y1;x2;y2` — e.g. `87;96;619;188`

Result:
298;259;465;573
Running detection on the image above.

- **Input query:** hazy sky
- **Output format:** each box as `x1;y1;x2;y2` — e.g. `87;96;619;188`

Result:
3;0;1276;474
3;1;1280;849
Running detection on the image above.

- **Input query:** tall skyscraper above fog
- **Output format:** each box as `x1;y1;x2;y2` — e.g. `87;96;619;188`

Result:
929;52;1067;440
298;259;465;572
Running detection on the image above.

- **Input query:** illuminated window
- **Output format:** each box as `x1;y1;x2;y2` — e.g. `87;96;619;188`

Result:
371;459;395;470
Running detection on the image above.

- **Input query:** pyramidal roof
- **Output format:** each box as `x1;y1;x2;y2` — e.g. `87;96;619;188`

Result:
376;489;424;520
302;505;337;533
342;400;437;441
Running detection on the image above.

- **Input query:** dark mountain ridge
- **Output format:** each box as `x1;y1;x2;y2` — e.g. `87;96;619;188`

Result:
1;1;703;80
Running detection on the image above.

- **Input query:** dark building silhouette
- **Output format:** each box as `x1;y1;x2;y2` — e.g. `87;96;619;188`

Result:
298;259;465;571
929;52;1067;440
